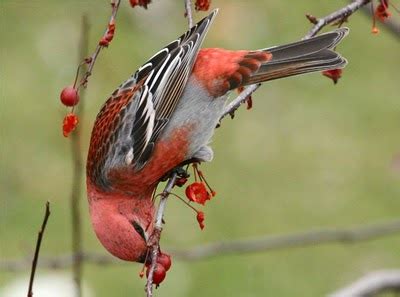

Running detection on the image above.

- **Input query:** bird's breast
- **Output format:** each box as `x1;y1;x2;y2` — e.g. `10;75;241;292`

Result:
107;125;192;193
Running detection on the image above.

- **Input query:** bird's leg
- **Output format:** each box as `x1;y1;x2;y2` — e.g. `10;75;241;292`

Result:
173;166;190;179
159;164;191;182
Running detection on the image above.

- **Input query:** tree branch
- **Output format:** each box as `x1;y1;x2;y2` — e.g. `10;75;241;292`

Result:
145;173;177;297
27;202;51;297
144;2;197;293
219;83;261;122
5;219;397;272
304;0;371;39
77;0;121;90
69;15;89;297
184;0;194;28
329;269;400;297
169;219;400;261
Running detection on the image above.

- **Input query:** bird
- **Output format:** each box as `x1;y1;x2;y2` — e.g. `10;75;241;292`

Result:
86;10;348;263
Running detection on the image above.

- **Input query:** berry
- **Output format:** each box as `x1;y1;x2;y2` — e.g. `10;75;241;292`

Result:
60;86;79;106
129;0;151;9
197;211;205;230
62;113;79;137
375;3;391;22
175;177;188;187
237;86;253;110
185;182;209;205
195;0;210;11
322;69;343;84
157;253;172;271
146;263;166;285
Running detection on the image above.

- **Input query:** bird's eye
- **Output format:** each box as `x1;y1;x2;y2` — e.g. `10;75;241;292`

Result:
131;221;146;241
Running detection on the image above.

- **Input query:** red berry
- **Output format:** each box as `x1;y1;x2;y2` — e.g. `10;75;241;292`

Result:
175;177;187;187
195;0;210;11
196;211;205;230
322;69;343;84
157;253;172;271
185;182;209;205
62;113;79;137
129;0;151;8
146;263;166;285
60;86;79;106
99;37;109;46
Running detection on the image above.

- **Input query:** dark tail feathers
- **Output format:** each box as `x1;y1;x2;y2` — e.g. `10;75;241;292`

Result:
245;28;348;84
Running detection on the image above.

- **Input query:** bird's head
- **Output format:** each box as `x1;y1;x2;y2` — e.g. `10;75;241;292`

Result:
87;181;155;262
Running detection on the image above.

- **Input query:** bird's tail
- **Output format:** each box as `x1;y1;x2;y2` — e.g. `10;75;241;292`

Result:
245;28;349;85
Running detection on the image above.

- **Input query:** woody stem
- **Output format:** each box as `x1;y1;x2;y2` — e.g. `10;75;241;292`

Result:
145;173;177;297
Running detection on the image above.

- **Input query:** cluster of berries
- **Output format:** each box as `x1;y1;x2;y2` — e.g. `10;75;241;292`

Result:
60;86;80;137
321;0;397;85
144;163;216;286
130;0;211;12
174;164;216;230
129;0;152;9
372;0;394;34
141;252;172;286
99;19;116;47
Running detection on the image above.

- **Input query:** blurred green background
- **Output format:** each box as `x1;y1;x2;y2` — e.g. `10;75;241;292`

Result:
1;0;399;296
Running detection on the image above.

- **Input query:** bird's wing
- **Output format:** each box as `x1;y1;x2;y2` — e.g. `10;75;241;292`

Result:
130;10;217;170
87;11;217;188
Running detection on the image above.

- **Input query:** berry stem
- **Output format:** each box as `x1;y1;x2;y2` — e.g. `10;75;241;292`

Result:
192;163;199;182
195;166;216;196
169;193;200;214
371;1;378;32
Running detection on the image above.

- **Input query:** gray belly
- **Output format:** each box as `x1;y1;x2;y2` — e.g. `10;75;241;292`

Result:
160;76;227;162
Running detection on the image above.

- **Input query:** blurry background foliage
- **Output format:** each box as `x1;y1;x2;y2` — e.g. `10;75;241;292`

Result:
1;0;399;296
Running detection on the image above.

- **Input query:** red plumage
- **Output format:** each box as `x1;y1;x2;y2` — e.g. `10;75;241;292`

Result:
86;10;348;263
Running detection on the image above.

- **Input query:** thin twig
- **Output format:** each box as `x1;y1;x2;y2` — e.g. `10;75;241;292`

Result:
169;219;400;261
27;202;51;297
145;173;177;297
70;15;89;297
219;83;261;122
6;219;397;272
221;0;372;121
329;269;400;297
304;0;371;39
78;0;121;89
184;0;194;28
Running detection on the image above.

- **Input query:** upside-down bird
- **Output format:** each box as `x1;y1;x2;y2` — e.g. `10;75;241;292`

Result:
86;10;348;262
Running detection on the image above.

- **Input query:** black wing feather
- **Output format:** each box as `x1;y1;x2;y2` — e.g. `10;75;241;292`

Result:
131;10;218;170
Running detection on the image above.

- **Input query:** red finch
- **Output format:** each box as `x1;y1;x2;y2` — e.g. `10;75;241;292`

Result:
86;10;348;262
